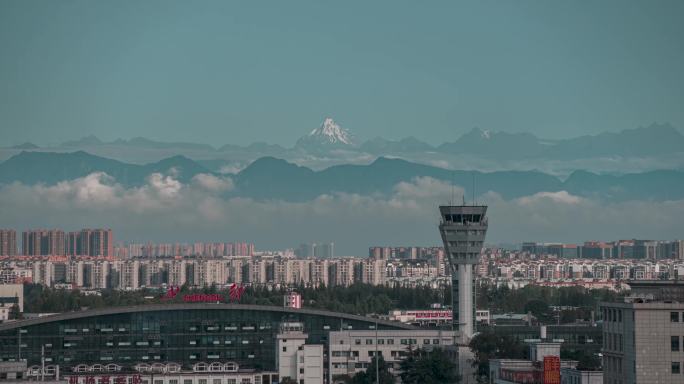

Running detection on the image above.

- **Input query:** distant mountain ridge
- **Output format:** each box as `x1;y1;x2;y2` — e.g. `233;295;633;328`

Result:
1;151;683;202
17;121;680;161
0;151;208;186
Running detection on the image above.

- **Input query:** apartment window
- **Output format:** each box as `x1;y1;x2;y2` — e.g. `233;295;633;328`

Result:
366;339;373;345
387;339;394;345
618;310;622;322
673;336;680;352
377;339;384;345
184;380;192;384
169;381;178;384
423;339;430;345
433;339;440;345
213;379;221;384
619;334;623;351
282;347;287;352
672;362;681;374
672;312;680;322
355;339;361;345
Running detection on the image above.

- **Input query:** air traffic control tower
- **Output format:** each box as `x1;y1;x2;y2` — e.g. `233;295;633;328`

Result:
438;205;488;341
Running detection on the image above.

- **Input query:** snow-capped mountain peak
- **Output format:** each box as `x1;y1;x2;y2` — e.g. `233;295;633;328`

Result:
305;118;355;145
480;129;491;140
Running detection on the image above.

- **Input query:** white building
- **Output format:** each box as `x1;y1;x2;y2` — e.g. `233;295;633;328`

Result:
276;322;324;384
328;329;457;383
0;284;23;321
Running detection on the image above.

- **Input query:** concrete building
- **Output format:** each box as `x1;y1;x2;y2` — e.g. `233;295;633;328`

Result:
276;322;324;384
438;205;488;340
0;230;17;257
561;367;603;384
489;342;581;384
601;280;684;384
0;284;23;321
328;329;457;383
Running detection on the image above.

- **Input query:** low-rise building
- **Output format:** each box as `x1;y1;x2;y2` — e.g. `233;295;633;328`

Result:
328;329;457;383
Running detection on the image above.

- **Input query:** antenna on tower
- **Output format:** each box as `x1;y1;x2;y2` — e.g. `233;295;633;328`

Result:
450;170;455;206
472;173;476;206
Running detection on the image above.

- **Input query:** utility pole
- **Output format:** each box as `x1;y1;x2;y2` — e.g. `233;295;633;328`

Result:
18;328;21;361
41;344;45;382
375;319;379;384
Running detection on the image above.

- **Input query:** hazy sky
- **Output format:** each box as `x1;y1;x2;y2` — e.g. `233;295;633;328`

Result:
1;0;683;147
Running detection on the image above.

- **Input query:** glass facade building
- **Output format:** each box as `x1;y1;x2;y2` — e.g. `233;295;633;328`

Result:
0;304;412;372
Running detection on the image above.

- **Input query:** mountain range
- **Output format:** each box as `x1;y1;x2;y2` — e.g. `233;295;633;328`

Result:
8;120;684;158
3;120;684;176
2;150;684;202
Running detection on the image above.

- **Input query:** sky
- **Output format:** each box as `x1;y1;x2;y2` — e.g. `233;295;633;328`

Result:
1;0;683;147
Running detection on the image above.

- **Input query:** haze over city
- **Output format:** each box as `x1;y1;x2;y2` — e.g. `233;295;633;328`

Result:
2;2;684;384
1;1;684;254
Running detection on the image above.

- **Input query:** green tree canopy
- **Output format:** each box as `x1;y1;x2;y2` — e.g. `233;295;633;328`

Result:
469;329;527;381
350;356;394;384
399;348;460;384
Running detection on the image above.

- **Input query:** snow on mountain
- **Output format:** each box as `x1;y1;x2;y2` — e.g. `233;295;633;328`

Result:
480;129;491;139
310;118;354;144
296;118;357;150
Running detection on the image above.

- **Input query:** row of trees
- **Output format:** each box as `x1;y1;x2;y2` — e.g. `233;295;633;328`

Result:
24;282;622;321
22;283;451;315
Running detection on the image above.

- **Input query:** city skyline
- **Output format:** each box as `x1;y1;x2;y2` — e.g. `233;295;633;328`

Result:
2;2;684;383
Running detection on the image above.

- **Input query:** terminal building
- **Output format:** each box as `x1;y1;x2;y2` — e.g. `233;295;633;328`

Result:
0;303;456;384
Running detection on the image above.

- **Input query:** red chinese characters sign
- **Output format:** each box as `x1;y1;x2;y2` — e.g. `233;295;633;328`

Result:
543;356;561;384
183;293;224;302
67;375;141;384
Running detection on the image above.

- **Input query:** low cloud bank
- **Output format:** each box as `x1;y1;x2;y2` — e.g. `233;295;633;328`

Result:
1;174;682;254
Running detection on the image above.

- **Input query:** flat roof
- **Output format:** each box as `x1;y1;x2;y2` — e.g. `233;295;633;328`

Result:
0;303;416;332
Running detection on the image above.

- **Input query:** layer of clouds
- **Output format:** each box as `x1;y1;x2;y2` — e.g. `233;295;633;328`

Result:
1;175;683;255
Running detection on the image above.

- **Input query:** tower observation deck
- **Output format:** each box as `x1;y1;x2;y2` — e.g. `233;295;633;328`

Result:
438;205;488;341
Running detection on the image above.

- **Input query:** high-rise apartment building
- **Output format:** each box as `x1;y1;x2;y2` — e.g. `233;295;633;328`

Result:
21;229;66;256
67;229;113;256
296;242;334;258
0;230;17;256
438;205;488;341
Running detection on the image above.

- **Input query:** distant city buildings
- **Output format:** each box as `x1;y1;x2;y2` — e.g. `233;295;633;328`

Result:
522;239;683;260
0;230;17;257
16;228;113;257
1;227;684;294
0;256;389;289
369;246;444;261
119;241;255;258
296;242;334;258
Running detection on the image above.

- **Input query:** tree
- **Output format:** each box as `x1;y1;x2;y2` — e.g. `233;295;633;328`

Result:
400;348;460;384
561;349;601;371
8;303;22;320
524;299;551;323
469;330;526;382
350;356;394;384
